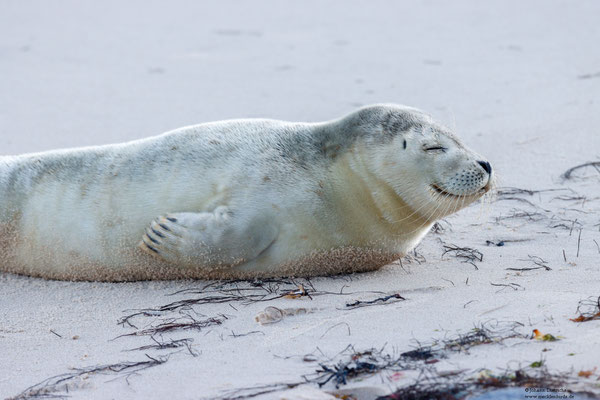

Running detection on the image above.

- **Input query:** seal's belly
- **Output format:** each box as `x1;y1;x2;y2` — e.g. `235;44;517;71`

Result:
237;246;402;278
1;246;400;281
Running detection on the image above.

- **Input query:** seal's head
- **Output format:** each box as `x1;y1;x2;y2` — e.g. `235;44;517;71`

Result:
354;104;494;222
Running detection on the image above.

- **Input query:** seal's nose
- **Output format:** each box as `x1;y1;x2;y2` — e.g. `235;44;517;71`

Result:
477;160;492;175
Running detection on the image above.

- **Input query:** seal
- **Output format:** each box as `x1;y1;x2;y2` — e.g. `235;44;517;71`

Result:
0;104;493;281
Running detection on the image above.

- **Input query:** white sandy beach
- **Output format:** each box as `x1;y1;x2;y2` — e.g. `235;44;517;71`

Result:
1;1;600;399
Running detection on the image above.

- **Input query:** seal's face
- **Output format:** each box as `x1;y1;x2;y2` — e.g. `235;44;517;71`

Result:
366;108;493;222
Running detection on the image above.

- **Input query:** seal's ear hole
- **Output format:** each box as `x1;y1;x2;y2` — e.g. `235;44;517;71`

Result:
403;140;407;150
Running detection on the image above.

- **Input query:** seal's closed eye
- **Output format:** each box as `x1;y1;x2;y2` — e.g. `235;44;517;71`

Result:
424;146;447;152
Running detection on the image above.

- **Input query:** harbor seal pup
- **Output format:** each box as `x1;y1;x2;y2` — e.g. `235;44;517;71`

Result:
0;104;493;281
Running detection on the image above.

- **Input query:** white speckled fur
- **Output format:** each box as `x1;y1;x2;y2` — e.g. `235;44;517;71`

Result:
0;104;492;281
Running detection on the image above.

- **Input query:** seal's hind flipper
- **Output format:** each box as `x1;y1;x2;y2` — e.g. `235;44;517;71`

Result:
138;206;278;269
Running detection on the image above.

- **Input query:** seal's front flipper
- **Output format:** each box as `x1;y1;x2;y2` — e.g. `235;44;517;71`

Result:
138;206;278;268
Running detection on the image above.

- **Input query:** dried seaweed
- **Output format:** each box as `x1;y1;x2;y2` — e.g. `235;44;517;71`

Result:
114;279;390;368
310;322;526;389
486;188;591;250
229;330;265;338
307;347;410;389
378;367;573;400
217;382;303;400
8;354;168;400
570;296;600;323
400;346;438;361
496;187;540;197
552;194;588;203
492;188;596;235
525;255;551;270
118;281;301;327
562;161;600;180
471;367;570;392
495;209;546;223
496;187;568;197
308;324;524;389
441;242;483;269
215;322;539;399
124;336;198;356
116;314;225;338
345;293;406;309
118;278;379;329
431;220;452;234
441;327;498;352
438;322;526;354
507;255;552;272
402;248;427;265
377;376;470;400
495;187;571;212
547;217;583;233
490;282;523;291
485;239;531;247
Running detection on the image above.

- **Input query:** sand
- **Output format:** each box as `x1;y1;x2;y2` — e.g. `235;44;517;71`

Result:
1;1;600;399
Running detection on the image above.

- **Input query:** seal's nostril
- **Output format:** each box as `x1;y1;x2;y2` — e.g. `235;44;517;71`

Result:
477;160;492;175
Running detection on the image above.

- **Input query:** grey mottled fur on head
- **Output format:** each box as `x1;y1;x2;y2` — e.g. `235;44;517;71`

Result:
272;104;431;168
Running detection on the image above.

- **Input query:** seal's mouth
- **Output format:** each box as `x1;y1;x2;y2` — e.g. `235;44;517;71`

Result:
431;184;460;198
431;184;488;199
